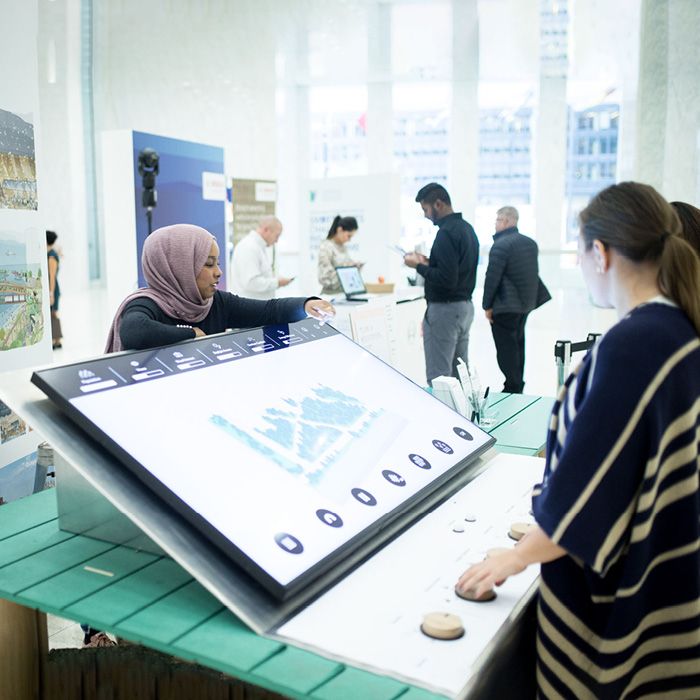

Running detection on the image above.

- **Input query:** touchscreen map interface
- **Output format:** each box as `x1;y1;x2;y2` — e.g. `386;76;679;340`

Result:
32;319;493;599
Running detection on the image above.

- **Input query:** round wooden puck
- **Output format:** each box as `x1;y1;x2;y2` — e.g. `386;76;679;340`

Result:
420;612;465;640
455;585;497;602
508;522;535;542
485;547;511;559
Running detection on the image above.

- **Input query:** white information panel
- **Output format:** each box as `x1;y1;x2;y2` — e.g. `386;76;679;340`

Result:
279;453;543;698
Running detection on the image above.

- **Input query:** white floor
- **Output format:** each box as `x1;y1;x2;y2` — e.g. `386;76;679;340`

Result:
45;253;617;649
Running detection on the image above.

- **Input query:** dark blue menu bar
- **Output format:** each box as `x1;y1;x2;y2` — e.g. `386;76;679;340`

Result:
32;318;339;401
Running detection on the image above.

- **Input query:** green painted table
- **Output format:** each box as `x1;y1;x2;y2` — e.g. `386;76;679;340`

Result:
0;489;442;700
0;394;552;699
484;393;553;457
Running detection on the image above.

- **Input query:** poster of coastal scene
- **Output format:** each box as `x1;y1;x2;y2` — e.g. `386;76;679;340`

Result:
0;108;37;210
0;451;40;506
0;237;43;350
0;400;27;444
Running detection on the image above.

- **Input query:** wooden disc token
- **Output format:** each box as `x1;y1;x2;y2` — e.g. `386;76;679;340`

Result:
485;547;511;559
455;585;497;602
508;522;535;542
420;612;465;640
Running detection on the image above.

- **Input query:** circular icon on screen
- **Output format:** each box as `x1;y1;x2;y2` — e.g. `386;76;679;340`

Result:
274;532;304;555
432;439;454;454
316;509;344;528
382;469;406;487
408;453;431;470
453;426;474;441
351;488;377;506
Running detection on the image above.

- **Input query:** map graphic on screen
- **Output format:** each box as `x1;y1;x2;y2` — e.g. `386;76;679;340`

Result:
211;384;406;497
32;318;494;599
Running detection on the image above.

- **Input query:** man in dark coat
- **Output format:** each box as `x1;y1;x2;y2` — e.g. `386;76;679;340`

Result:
404;183;480;386
483;206;550;393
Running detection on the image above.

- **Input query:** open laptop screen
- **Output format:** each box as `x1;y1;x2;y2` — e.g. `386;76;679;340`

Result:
31;318;493;600
335;265;366;297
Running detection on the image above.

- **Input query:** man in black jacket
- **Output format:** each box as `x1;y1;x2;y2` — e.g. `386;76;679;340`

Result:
404;183;480;386
483;206;550;393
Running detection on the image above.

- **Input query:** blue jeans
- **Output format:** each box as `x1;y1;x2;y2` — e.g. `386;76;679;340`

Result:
423;300;474;386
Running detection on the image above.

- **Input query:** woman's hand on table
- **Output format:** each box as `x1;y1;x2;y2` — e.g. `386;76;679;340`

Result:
305;299;336;323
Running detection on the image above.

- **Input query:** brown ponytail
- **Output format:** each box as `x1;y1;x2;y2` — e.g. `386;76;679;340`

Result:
580;182;700;335
658;234;700;335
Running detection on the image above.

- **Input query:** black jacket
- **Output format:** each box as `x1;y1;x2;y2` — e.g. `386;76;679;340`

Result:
482;227;550;314
120;292;311;350
416;213;479;303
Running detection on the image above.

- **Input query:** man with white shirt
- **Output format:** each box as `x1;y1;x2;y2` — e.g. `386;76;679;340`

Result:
230;216;292;299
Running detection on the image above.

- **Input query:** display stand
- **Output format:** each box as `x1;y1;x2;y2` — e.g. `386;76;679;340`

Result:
0;339;553;698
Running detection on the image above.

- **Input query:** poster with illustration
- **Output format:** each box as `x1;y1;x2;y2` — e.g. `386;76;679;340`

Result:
0;451;47;506
0;0;52;504
0;235;43;350
0;108;37;211
0;400;27;444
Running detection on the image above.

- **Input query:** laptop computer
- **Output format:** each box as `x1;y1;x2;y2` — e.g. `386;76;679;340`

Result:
335;265;372;302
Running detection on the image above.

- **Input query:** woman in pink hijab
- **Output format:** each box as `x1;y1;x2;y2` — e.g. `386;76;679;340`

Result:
105;224;333;353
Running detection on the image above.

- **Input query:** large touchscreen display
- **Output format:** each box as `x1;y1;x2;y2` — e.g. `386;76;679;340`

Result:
32;319;493;599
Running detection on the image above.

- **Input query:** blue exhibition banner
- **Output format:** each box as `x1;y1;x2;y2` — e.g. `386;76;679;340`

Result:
132;131;226;289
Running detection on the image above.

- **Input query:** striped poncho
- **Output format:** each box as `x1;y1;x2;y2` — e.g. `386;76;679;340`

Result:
532;300;700;699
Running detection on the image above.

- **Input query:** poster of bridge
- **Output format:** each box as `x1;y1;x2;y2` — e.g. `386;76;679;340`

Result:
0;238;43;350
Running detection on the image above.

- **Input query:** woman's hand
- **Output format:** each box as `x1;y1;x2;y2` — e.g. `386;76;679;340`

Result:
304;299;336;322
456;549;527;599
193;327;206;337
455;526;566;599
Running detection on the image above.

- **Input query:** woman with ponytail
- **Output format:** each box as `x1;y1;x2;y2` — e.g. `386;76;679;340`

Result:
457;182;700;698
671;200;700;257
317;215;362;294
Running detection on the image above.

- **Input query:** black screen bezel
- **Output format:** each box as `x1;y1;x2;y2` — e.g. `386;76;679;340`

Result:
31;321;494;600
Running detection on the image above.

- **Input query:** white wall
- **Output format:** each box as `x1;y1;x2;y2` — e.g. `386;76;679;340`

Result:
92;1;280;184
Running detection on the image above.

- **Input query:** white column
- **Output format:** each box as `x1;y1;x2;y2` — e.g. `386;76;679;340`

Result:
450;0;479;222
663;0;700;201
533;76;568;250
275;10;312;290
37;0;90;292
634;0;669;192
367;1;393;175
533;1;569;251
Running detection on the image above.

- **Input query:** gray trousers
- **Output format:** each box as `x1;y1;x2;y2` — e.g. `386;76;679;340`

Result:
423;300;474;386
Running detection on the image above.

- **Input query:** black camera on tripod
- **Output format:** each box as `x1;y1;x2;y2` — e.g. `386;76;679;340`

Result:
138;148;159;234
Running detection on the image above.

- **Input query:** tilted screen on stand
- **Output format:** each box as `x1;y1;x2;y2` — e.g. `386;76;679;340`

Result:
31;319;494;600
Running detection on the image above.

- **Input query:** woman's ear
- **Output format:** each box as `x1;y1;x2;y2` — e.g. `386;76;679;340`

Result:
592;239;609;274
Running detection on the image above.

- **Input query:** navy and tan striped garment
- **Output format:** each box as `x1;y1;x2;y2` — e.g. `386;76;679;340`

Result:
532;300;700;699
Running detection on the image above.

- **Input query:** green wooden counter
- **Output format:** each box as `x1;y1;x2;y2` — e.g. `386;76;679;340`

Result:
481;392;553;457
0;488;442;700
0;394;552;699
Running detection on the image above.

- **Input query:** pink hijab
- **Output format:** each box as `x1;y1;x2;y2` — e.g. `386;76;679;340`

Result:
105;224;216;353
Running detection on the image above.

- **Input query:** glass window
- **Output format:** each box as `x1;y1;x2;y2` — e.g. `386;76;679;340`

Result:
391;2;451;81
309;86;368;179
393;82;451;252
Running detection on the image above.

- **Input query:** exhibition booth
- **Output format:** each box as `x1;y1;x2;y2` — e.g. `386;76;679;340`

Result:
0;315;552;699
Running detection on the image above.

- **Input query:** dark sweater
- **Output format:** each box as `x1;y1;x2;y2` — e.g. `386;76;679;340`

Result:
482;227;549;314
119;291;311;351
533;302;700;698
416;213;479;303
